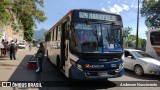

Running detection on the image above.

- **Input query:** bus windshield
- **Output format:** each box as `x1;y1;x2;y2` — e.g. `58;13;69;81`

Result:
74;22;122;53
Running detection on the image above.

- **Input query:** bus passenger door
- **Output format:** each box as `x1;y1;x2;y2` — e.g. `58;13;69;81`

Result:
60;22;67;71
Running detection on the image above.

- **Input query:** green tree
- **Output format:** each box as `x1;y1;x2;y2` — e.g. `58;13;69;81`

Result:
141;0;160;28
19;14;35;41
24;29;34;42
123;26;132;48
123;27;143;48
128;35;142;48
123;34;143;48
0;0;47;42
128;35;136;47
0;0;12;25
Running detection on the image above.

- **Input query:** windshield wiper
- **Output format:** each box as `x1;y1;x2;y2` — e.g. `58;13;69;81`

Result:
85;20;114;24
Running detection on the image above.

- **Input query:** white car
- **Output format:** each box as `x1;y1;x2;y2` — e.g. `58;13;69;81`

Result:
18;43;25;49
37;44;40;48
122;49;160;76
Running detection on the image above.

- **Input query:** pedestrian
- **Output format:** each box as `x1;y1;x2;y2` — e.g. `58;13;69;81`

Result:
14;43;18;57
35;42;45;73
3;41;9;56
29;43;32;51
1;39;5;56
15;39;17;44
9;40;16;60
1;39;4;44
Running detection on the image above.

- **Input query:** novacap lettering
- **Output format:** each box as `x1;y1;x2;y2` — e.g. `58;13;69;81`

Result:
90;65;104;68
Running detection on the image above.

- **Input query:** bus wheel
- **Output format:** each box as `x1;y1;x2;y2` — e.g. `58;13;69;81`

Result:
134;65;144;76
56;55;60;70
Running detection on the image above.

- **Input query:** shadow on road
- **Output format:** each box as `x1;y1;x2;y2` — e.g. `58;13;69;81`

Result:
7;55;117;89
37;58;117;89
8;55;36;81
124;69;160;81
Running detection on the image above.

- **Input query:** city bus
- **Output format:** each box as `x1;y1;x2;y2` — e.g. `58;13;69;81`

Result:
146;28;160;60
44;9;124;80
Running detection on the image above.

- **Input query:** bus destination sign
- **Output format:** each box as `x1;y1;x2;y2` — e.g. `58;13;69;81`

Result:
79;12;117;21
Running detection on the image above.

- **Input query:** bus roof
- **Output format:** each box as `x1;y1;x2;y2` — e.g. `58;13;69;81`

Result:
44;9;121;35
148;28;160;32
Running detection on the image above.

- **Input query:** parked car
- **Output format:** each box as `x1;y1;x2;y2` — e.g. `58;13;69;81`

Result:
122;49;160;76
18;43;25;49
18;40;26;49
37;44;40;48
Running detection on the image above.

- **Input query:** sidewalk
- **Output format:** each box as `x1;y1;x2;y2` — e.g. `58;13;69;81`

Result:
0;46;39;90
0;46;68;90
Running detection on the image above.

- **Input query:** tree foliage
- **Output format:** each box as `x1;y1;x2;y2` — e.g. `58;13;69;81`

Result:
0;0;47;42
141;0;160;28
129;35;142;48
123;26;132;47
24;29;34;42
0;0;12;25
123;26;142;48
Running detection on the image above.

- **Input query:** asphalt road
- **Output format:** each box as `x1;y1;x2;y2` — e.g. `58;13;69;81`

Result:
0;46;160;90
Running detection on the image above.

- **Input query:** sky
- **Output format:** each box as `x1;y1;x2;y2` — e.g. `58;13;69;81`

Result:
35;0;147;39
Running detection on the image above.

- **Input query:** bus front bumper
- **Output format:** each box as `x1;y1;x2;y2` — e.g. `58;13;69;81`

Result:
69;66;124;80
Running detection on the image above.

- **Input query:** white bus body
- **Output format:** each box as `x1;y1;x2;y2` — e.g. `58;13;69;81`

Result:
146;28;160;60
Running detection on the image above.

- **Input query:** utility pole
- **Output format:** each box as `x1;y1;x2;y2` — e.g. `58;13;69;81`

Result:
136;0;140;49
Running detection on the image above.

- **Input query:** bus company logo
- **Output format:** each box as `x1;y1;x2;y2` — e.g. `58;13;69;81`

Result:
85;64;104;69
85;64;91;68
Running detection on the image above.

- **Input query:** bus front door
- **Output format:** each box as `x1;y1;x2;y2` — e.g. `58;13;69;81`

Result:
60;22;67;71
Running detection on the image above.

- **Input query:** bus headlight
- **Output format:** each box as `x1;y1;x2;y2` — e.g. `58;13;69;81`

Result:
77;64;83;71
70;59;83;71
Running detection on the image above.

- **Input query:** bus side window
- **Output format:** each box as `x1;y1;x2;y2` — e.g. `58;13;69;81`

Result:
150;36;154;45
65;21;70;39
57;25;61;41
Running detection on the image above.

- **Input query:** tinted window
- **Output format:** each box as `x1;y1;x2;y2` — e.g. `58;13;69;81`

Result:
150;31;160;45
132;51;152;58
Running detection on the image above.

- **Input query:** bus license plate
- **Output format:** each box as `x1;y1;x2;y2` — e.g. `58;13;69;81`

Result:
98;72;108;76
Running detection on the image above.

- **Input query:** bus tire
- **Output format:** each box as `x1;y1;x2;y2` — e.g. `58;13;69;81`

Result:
134;65;144;76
